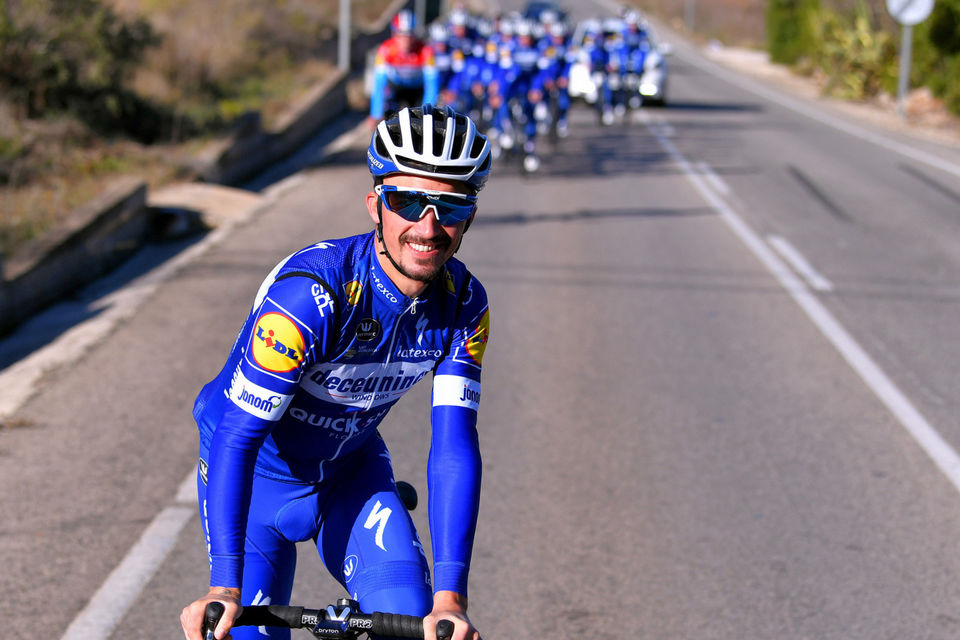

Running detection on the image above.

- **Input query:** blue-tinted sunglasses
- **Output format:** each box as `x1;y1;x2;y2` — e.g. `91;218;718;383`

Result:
375;185;477;225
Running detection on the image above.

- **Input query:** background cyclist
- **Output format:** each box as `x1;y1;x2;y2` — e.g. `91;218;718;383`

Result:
368;11;440;124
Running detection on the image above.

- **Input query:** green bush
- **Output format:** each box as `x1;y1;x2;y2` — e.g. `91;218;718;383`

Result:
809;1;898;100
0;0;161;135
0;134;25;183
913;0;960;114
767;0;821;64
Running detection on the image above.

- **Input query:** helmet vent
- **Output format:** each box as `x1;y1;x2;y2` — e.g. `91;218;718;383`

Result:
450;128;466;159
375;137;390;157
470;136;487;159
395;155;474;176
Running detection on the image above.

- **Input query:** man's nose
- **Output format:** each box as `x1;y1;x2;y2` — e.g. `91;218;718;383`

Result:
415;205;443;231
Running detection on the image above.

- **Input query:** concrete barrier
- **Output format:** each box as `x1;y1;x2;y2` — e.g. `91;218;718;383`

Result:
0;177;147;335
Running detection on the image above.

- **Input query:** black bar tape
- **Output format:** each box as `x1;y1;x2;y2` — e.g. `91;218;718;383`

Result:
235;605;306;629
437;619;454;640
202;602;224;639
371;612;425;638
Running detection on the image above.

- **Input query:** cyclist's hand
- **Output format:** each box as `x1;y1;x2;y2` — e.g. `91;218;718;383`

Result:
425;591;479;640
180;587;242;640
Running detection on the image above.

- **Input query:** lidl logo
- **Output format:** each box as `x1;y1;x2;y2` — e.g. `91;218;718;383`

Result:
252;312;305;372
345;280;363;306
465;309;489;365
444;272;456;295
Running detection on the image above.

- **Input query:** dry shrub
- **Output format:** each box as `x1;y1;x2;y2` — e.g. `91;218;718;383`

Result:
628;0;767;47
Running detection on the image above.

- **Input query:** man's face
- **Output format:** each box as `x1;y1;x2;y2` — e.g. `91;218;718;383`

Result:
395;33;414;52
366;174;474;295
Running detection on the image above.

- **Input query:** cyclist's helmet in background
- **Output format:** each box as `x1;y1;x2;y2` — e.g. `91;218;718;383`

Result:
368;104;492;193
391;9;415;34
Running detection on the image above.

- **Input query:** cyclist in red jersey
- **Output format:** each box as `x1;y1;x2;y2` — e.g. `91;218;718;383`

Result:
368;10;439;126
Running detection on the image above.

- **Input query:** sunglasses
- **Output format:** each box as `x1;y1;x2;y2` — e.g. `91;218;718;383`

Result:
375;185;477;225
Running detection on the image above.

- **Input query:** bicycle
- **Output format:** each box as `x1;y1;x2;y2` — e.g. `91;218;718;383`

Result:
202;600;454;640
199;481;450;640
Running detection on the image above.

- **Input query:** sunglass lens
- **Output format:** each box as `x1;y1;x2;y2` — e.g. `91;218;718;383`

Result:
384;192;422;219
382;189;476;224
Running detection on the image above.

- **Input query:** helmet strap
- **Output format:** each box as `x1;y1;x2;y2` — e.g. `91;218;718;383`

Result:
376;199;413;278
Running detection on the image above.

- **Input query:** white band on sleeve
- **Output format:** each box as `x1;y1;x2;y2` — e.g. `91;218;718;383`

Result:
228;368;292;420
433;374;481;411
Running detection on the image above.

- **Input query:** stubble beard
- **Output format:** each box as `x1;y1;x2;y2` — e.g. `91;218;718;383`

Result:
391;230;453;283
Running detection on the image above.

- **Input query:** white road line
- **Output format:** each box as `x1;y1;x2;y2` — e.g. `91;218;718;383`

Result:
678;48;960;180
639;110;960;497
60;466;198;640
696;161;731;197
766;235;834;292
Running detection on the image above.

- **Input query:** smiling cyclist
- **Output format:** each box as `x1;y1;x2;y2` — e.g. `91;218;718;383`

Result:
180;104;492;640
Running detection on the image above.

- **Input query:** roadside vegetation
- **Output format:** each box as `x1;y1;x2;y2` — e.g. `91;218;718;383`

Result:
640;0;960;116
0;0;392;260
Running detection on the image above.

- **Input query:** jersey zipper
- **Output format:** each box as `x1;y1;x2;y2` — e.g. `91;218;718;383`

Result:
370;297;421;410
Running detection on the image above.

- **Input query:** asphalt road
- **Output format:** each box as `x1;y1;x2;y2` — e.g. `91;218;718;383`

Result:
3;3;960;639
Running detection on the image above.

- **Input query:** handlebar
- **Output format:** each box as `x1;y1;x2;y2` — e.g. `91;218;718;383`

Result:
202;600;454;640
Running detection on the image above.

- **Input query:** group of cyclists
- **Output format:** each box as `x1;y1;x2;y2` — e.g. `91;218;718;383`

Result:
368;4;662;173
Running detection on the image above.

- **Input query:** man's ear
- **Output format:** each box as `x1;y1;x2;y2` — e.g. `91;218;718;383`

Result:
366;191;380;224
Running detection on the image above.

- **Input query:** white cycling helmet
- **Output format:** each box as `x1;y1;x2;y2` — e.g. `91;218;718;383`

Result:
367;104;492;192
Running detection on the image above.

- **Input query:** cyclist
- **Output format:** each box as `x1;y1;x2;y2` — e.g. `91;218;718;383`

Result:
493;20;547;172
621;11;652;110
180;104;492;640
368;11;439;125
427;23;457;107
537;21;573;138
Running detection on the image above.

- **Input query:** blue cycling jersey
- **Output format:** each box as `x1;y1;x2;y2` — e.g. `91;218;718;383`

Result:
194;231;489;595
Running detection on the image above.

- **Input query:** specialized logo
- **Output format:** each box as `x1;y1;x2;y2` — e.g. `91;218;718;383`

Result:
252;312;305;372
364;500;392;551
344;280;363;305
465;309;490;365
356;318;381;342
252;589;272;637
367;150;384;170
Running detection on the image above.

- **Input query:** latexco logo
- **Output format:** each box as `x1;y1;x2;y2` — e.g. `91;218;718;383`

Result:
371;270;398;304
